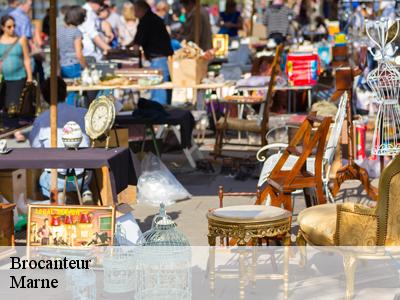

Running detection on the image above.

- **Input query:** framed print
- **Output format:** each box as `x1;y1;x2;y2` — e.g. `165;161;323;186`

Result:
212;34;229;58
27;205;115;247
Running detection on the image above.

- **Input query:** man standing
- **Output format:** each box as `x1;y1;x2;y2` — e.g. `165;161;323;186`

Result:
79;0;110;61
29;78;92;201
9;0;32;39
180;0;212;51
0;0;19;19
130;0;173;105
263;0;293;44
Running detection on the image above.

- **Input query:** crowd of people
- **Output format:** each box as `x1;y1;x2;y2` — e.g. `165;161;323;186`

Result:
1;0;397;122
0;0;340;114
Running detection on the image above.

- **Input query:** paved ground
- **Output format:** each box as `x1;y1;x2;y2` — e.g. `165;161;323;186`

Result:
132;151;374;245
7;128;376;246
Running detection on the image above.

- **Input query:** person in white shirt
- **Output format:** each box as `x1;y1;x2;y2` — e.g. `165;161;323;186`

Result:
106;4;122;36
79;0;110;61
29;77;92;200
118;2;138;46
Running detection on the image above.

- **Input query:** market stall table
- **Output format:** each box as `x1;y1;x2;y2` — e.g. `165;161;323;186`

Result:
236;84;313;113
115;109;202;168
66;81;234;107
0;148;136;206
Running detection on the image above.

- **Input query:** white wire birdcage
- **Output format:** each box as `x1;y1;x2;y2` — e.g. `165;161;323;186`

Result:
366;18;400;156
103;225;136;294
70;269;96;300
136;204;191;300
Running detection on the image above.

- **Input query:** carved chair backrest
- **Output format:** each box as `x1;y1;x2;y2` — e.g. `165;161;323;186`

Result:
323;92;348;166
269;113;332;185
260;45;284;144
376;154;400;245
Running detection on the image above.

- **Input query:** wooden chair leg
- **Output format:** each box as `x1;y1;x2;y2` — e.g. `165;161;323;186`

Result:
343;255;358;300
296;230;307;268
281;193;292;211
270;191;281;207
303;187;314;208
218;186;224;208
257;186;272;205
214;129;223;158
316;181;327;205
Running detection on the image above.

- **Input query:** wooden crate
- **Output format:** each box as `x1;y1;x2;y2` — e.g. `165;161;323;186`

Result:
0;169;27;203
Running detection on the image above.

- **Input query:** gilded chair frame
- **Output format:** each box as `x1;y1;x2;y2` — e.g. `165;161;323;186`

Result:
296;154;400;299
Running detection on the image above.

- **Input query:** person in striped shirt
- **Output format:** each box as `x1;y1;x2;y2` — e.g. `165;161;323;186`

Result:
263;0;293;45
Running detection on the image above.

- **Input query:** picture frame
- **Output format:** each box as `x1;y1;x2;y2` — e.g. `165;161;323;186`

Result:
27;204;115;248
212;34;229;58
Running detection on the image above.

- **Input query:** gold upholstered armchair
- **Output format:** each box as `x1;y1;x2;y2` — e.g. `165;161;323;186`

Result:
297;153;400;247
297;153;400;299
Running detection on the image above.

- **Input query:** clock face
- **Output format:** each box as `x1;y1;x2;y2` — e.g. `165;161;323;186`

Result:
91;105;108;132
85;96;116;140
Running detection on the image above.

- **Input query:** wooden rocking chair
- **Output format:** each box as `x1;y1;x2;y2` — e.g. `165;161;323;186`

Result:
213;45;283;157
255;114;332;211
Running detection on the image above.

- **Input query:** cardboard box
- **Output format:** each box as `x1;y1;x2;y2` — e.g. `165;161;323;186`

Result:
169;57;208;86
252;23;266;39
0;169;27;203
118;185;137;205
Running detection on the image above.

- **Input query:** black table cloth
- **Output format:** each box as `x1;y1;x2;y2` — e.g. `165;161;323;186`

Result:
115;109;195;148
0;147;137;202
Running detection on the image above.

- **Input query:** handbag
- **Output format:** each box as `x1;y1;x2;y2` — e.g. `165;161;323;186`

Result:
16;81;37;117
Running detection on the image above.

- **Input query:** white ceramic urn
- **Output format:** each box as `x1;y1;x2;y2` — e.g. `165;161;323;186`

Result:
62;121;83;149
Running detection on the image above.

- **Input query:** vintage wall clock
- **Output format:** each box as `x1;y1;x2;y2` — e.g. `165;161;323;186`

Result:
85;95;116;149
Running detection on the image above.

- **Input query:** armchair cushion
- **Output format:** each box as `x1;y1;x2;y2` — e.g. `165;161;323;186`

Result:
335;203;379;246
211;205;291;222
298;204;337;245
216;118;261;133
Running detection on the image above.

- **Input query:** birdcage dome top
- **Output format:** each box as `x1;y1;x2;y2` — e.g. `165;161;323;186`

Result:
138;204;190;246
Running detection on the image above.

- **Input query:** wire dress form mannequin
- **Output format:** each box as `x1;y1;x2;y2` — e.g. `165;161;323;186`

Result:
366;18;400;156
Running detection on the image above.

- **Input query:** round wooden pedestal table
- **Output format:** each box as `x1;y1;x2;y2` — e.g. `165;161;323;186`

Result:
207;205;292;300
207;205;292;246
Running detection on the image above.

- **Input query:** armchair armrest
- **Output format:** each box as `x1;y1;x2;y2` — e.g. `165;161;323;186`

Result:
256;143;289;162
335;203;379;246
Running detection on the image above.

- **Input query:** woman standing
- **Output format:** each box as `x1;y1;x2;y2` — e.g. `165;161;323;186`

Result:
218;0;242;38
118;2;138;47
0;15;32;137
97;5;118;48
57;6;88;105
